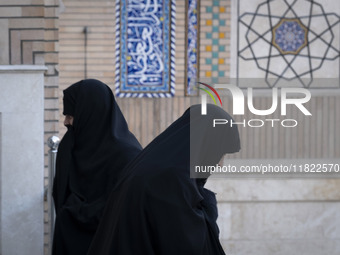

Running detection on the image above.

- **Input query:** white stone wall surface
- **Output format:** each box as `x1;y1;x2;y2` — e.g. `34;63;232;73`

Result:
0;66;46;255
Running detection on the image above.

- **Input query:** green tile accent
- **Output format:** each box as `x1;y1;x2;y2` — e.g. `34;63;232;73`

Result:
212;64;218;71
206;58;212;65
206;32;212;39
212;26;219;32
212;39;219;45
212;52;218;58
219;71;225;77
213;0;220;6
219;45;225;51
206;6;212;13
213;13;219;19
219;19;226;26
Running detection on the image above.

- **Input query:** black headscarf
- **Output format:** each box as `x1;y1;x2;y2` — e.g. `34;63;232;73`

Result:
87;104;240;255
52;79;142;255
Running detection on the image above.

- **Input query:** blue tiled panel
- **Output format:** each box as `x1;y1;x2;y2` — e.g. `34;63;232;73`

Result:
115;0;176;97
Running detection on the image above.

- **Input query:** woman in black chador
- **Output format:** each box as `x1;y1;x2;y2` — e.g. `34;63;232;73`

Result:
52;79;142;255
87;104;241;255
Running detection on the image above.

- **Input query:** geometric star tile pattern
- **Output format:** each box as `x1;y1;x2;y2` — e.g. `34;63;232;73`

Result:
238;0;340;88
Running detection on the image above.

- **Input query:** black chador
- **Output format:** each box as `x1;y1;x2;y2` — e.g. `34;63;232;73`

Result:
52;79;142;255
87;104;241;255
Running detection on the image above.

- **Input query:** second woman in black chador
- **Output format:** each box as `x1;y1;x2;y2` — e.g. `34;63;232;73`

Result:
87;104;241;255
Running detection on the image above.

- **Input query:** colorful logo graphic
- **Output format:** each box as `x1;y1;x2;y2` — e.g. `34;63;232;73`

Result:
197;82;222;115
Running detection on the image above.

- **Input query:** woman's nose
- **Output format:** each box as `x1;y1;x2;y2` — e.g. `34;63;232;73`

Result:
64;117;69;126
64;115;74;126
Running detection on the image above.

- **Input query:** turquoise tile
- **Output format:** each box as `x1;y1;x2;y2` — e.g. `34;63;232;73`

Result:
212;52;218;58
212;77;219;84
219;19;226;26
213;13;219;19
213;0;220;6
212;26;219;32
219;45;225;51
212;65;218;71
206;6;212;13
212;39;219;45
219;71;225;77
206;32;212;39
206;58;212;65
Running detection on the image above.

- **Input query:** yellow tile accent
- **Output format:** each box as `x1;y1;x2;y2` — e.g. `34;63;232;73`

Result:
218;58;224;64
206;45;212;51
206;71;212;77
219;32;225;38
219;7;225;13
206;20;212;26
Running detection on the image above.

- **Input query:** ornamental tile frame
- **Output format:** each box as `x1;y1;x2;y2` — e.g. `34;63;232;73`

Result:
185;0;200;96
115;0;176;98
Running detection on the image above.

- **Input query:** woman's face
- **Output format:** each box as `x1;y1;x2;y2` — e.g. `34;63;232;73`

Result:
64;115;74;126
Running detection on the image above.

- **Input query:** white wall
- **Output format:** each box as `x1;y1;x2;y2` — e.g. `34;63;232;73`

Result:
206;178;340;255
0;66;46;255
220;0;340;253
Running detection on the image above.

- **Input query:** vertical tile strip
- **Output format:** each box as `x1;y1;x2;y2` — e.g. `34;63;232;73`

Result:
185;0;200;95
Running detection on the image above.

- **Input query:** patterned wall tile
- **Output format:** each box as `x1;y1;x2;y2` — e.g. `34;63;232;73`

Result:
237;0;340;88
199;0;229;84
185;0;200;95
115;0;176;97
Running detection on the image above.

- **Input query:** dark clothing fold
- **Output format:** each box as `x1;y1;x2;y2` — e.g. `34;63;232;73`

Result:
87;104;240;255
52;79;142;255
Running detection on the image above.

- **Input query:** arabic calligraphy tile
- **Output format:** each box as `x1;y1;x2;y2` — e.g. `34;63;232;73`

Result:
116;0;176;97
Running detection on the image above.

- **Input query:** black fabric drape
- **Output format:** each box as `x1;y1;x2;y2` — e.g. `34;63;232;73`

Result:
87;104;240;255
52;79;142;255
